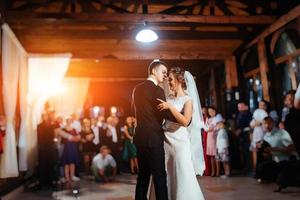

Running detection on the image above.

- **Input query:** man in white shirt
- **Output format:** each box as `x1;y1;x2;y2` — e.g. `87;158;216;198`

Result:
256;116;297;182
91;146;117;182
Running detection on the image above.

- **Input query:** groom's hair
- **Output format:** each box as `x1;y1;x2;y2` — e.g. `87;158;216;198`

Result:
148;59;168;75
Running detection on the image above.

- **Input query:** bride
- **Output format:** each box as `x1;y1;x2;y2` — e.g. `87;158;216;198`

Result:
155;67;205;200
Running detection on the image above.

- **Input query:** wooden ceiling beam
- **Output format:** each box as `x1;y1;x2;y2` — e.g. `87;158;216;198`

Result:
92;0;131;13
17;38;241;50
23;49;231;60
2;11;276;25
12;27;248;40
246;4;300;48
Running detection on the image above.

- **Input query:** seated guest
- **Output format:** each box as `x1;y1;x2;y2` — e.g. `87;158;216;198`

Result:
91;146;117;182
256;116;298;183
276;88;300;192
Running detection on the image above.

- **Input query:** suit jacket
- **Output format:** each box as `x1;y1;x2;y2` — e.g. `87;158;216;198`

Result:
132;80;174;147
101;124;123;151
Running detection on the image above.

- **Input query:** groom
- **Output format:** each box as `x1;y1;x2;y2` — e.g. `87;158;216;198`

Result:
132;60;172;200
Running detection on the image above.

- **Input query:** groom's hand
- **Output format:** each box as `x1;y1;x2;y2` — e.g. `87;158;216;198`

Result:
157;98;169;111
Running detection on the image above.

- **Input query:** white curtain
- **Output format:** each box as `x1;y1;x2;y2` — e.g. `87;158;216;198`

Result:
17;38;29;172
0;24;27;178
48;77;90;117
19;54;71;172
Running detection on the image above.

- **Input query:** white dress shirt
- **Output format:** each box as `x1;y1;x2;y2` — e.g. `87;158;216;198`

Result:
92;153;116;169
107;125;118;143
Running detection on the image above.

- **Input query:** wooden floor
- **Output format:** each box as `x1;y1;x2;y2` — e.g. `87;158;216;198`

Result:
6;174;300;200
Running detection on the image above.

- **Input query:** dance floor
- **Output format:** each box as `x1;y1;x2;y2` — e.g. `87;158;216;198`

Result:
5;174;300;200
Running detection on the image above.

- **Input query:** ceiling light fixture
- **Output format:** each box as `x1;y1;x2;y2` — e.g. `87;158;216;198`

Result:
135;22;158;43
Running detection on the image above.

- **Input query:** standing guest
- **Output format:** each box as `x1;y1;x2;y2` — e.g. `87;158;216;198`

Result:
259;100;279;125
235;102;252;174
280;91;295;125
53;115;65;183
102;116;123;173
206;106;218;176
55;115;65;128
48;110;63;184
294;84;300;109
71;112;82;134
37;112;55;187
97;115;106;128
249;109;268;174
276;84;300;191
285;84;300;155
123;116;138;174
91;146;117;182
201;107;211;176
91;118;101;151
61;116;81;182
0;115;5;154
80;118;95;174
215;114;230;178
258;100;270;114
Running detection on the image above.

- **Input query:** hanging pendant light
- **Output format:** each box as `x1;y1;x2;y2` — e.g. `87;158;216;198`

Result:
135;22;158;43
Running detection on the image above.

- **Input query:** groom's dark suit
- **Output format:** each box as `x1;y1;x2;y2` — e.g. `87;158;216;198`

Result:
133;80;172;200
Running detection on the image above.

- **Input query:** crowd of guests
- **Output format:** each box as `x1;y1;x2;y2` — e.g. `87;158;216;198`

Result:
200;86;300;192
33;83;300;192
36;109;139;187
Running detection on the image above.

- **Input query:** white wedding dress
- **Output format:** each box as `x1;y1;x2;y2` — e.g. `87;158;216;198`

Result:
150;95;205;200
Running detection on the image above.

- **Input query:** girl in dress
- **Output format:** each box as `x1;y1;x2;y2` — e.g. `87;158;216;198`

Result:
215;114;230;178
122;116;138;174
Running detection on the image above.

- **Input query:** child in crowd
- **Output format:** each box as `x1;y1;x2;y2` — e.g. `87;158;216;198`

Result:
215;114;230;178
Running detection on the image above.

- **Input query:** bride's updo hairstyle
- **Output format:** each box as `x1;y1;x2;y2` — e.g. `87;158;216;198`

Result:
169;67;187;90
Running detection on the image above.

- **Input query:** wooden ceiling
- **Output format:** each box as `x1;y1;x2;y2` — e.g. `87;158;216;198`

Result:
0;0;298;78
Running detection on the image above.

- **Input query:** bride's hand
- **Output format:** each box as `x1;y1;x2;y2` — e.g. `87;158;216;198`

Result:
157;98;169;111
